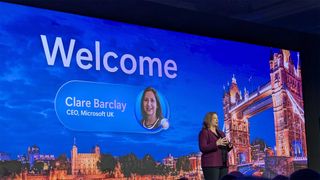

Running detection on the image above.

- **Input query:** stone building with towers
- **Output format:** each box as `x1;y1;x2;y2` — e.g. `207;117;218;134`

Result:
71;139;101;175
223;49;306;175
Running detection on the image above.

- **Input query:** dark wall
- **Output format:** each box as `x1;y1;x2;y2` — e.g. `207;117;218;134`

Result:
2;0;320;171
301;36;320;172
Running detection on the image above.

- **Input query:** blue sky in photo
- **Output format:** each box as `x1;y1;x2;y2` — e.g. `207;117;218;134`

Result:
0;2;301;161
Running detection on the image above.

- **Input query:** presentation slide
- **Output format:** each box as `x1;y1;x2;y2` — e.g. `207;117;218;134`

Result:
0;2;307;179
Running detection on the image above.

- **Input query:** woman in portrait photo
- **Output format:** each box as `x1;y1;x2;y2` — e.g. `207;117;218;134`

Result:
140;87;168;130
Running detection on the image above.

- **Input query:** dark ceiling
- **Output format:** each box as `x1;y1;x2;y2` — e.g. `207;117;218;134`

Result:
2;0;320;36
146;0;320;36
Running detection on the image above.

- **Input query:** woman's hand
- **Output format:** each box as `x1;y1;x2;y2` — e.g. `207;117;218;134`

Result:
216;137;229;146
228;142;233;148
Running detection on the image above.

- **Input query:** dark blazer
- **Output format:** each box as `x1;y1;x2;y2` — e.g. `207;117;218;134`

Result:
198;128;232;167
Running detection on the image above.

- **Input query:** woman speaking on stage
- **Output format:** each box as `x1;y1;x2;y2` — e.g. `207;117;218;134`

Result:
198;112;233;180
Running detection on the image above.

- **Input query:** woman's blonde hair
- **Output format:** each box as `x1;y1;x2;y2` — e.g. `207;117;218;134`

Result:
202;112;217;129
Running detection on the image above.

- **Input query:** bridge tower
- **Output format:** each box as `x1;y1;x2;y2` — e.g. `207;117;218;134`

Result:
269;49;306;158
223;75;252;167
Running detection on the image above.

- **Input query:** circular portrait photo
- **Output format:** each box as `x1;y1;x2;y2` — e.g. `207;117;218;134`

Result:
135;87;170;131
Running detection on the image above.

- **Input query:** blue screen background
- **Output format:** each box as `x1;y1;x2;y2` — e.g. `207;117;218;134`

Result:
0;2;299;161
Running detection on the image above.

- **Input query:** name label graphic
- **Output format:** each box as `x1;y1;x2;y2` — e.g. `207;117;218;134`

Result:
55;81;169;133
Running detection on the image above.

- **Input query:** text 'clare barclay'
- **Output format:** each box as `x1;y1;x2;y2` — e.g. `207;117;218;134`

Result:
65;96;127;112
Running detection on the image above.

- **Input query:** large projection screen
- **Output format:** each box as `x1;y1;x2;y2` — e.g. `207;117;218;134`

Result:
0;2;307;179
